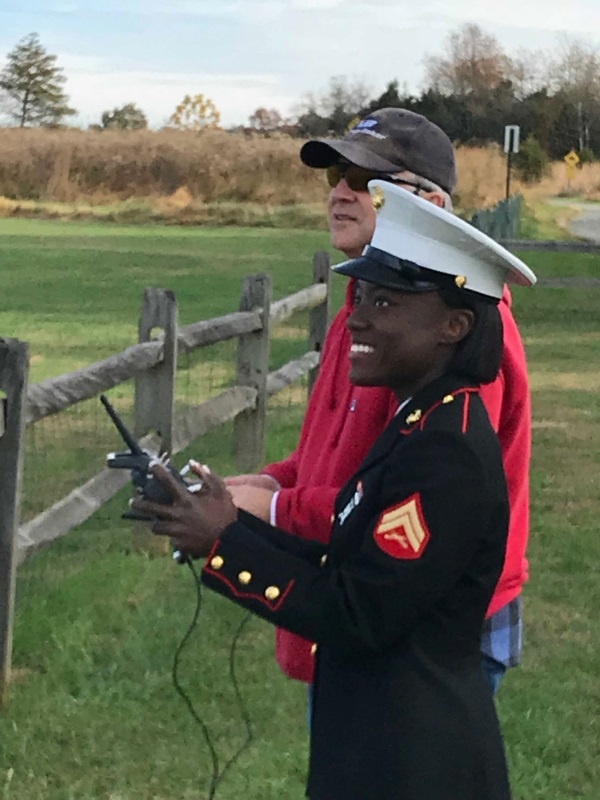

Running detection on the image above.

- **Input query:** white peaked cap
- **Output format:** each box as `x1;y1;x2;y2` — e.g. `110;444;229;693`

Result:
333;179;536;300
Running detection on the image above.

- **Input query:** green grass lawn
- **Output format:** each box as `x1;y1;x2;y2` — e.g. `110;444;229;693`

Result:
0;220;599;799
0;218;341;382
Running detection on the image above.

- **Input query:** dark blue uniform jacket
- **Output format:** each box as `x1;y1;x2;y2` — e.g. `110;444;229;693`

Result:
202;373;512;800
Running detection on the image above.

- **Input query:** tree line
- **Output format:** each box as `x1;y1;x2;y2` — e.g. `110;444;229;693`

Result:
2;26;600;172
294;25;600;171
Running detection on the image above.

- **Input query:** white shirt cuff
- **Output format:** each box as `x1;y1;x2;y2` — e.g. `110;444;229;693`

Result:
270;491;280;526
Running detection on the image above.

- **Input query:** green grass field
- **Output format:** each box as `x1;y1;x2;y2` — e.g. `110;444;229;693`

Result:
0;219;599;799
0;218;342;381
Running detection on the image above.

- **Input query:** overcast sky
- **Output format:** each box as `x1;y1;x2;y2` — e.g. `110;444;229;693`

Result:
1;0;599;128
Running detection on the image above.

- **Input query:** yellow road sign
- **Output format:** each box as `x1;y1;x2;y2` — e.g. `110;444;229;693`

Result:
564;150;580;168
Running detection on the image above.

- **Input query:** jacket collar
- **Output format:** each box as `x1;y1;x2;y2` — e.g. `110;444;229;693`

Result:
356;373;479;473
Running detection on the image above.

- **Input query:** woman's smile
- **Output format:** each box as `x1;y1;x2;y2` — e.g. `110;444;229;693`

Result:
349;342;375;356
349;341;377;378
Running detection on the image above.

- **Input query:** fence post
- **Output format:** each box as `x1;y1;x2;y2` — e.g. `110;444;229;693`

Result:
308;251;331;395
133;289;178;557
234;274;271;472
0;338;29;708
134;288;178;450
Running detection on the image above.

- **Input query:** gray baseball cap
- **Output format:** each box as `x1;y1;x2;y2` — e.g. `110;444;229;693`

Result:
300;108;457;195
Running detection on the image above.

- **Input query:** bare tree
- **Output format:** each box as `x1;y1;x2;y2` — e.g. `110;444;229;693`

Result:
509;47;551;100
295;76;373;135
543;36;600;151
248;107;283;131
317;76;372;119
423;24;515;96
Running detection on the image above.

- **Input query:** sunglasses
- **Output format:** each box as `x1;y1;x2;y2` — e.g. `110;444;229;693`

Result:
326;163;426;194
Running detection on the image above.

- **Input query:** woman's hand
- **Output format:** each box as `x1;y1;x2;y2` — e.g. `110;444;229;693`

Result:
131;461;238;559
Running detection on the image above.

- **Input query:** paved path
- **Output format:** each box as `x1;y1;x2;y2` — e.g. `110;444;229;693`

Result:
535;200;600;287
564;202;600;243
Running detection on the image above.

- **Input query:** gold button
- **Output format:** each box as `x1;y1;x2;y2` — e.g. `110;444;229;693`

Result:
406;409;422;425
210;555;224;570
310;643;318;655
265;585;280;601
320;554;328;566
238;571;252;585
455;275;467;288
442;394;454;404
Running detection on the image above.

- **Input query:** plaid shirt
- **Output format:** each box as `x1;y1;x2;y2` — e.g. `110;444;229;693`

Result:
481;596;523;668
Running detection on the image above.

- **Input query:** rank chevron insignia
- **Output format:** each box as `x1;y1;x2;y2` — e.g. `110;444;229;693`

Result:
373;494;431;559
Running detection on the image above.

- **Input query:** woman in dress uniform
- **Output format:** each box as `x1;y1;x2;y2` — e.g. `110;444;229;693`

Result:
133;181;536;800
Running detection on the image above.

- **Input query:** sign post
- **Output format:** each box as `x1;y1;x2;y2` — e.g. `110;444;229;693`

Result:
564;150;580;190
504;125;520;200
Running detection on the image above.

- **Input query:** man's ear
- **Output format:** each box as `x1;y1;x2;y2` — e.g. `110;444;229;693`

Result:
442;308;475;345
420;189;446;208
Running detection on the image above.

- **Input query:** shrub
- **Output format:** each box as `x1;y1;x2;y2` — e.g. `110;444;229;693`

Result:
514;135;549;183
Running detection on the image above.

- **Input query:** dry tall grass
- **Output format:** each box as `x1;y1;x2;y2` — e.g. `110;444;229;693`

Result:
1;128;599;216
455;146;600;209
0;128;323;206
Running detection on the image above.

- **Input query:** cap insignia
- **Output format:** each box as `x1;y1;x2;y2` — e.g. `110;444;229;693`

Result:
454;275;467;289
405;409;422;425
372;186;385;211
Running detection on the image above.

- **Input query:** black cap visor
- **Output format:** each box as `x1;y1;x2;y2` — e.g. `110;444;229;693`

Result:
333;247;440;293
300;140;403;173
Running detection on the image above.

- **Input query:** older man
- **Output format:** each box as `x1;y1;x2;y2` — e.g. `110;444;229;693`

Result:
226;108;530;696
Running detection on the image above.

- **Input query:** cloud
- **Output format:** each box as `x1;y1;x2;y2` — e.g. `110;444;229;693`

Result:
59;53;105;72
78;0;253;17
288;0;345;8
410;0;600;33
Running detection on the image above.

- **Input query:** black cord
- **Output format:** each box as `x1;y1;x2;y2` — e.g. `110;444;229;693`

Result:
171;558;220;798
214;610;254;788
171;559;255;800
